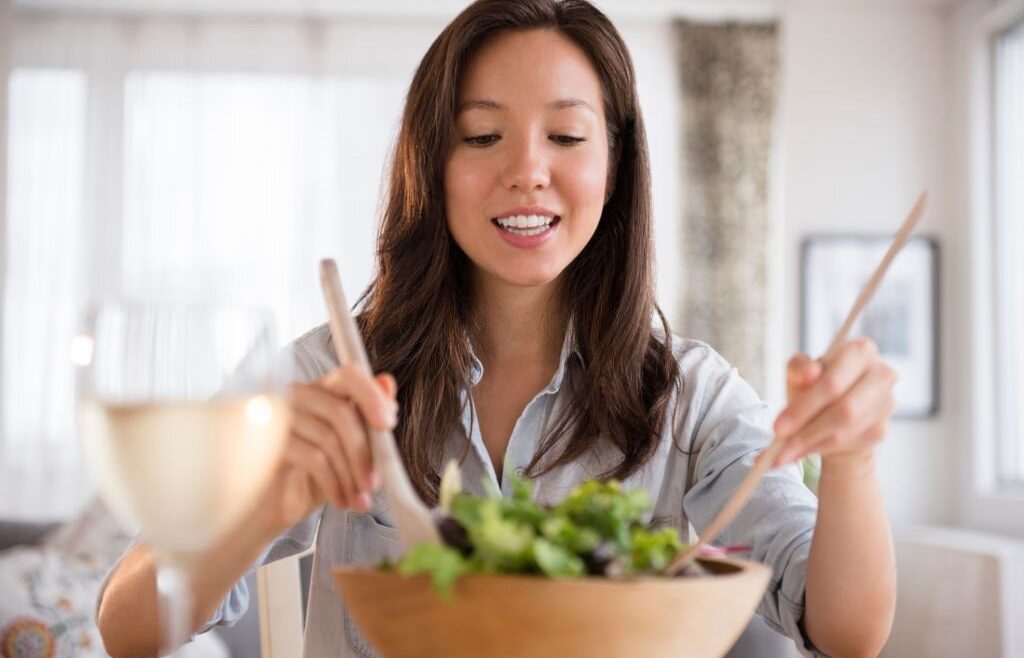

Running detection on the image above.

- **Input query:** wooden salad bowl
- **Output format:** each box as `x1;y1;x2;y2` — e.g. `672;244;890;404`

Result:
332;557;771;658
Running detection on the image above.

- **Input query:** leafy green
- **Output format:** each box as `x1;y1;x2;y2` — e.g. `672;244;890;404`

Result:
531;537;585;578
392;470;689;597
466;498;535;570
396;542;469;600
628;525;685;571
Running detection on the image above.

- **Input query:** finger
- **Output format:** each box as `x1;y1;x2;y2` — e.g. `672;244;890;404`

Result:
775;362;895;465
376;373;398;401
292;382;375;493
273;457;322;519
790;418;890;465
786;354;822;389
291;410;361;507
778;368;891;465
774;338;877;439
785;355;823;409
282;436;349;509
329;400;377;497
322;364;397;430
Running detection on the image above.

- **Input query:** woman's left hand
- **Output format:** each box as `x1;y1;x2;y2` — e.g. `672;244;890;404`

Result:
771;337;898;468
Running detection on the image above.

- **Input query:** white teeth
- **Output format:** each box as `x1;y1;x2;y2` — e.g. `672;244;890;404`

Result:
496;214;556;232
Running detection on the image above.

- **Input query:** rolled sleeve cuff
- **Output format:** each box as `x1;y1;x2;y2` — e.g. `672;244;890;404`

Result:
761;544;831;654
196;576;251;634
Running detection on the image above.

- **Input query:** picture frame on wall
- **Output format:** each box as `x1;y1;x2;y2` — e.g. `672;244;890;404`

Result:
801;235;939;418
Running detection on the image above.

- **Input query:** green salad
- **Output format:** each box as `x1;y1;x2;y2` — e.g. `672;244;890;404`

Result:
391;463;691;598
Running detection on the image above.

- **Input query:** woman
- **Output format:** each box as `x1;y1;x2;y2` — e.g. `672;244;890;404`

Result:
97;1;897;656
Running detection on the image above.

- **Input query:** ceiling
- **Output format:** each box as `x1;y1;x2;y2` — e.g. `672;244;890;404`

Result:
13;0;970;18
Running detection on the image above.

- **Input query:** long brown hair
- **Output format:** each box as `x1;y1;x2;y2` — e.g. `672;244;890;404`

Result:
357;0;682;503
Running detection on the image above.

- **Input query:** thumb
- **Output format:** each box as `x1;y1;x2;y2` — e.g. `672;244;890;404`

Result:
786;354;822;396
376;373;398;400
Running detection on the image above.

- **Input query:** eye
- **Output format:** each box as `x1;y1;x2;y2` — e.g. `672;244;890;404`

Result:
550;135;586;146
464;134;500;147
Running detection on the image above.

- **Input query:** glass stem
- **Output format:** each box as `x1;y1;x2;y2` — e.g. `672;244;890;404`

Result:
156;562;193;656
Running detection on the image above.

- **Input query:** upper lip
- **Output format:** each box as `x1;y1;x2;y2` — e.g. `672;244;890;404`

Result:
493;206;560;220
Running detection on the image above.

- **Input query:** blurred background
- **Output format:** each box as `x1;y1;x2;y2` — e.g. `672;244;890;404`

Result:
0;0;1021;656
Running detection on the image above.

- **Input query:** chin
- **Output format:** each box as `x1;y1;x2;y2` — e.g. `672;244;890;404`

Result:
493;266;564;289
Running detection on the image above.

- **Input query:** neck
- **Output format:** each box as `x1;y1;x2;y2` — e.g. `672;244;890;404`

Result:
471;272;567;369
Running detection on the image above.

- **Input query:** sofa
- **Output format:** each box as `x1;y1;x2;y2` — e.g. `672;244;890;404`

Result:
0;505;238;658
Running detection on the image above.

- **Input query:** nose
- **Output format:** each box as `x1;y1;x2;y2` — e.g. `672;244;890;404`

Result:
500;135;550;192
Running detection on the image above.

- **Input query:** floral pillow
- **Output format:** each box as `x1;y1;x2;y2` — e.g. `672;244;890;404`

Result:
0;500;227;658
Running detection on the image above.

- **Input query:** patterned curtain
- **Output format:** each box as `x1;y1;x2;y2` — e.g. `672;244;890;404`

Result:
674;22;779;395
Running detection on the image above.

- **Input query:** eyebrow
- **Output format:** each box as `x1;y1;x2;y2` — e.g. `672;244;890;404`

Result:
458;97;597;115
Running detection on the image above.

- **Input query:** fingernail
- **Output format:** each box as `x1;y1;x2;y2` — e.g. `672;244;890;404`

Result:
357;493;372;510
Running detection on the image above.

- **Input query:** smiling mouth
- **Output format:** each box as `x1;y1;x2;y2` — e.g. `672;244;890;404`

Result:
491;214;562;236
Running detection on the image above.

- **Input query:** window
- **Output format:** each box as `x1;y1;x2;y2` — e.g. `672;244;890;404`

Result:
994;20;1024;484
962;3;1024;533
2;70;86;510
119;72;405;340
1;16;413;518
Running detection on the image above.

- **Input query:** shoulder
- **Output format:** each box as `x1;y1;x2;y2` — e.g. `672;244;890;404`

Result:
651;326;736;389
651;329;764;433
287;323;338;382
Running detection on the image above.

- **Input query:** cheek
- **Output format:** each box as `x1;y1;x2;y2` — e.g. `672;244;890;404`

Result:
443;156;495;261
445;157;488;227
445;154;493;201
559;148;609;220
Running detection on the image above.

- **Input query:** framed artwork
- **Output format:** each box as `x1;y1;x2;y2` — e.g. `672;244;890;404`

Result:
801;235;939;417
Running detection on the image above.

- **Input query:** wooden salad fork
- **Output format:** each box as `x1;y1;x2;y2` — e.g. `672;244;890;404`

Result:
665;192;929;575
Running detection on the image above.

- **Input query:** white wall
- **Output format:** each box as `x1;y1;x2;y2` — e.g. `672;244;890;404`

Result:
617;20;684;329
777;0;959;526
619;0;962;528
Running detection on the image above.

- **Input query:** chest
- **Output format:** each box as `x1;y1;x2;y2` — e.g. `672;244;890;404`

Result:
471;365;555;477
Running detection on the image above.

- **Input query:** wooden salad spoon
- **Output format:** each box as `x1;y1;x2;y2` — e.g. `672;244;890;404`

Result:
320;259;441;551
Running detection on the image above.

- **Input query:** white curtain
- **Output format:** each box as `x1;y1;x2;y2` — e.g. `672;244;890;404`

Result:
2;13;421;519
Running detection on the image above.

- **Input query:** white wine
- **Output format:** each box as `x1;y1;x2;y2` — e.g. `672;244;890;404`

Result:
79;395;290;556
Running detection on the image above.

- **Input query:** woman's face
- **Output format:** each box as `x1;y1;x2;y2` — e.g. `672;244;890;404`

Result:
445;28;610;292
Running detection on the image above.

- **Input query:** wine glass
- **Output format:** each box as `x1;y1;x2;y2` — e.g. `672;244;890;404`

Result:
73;299;292;655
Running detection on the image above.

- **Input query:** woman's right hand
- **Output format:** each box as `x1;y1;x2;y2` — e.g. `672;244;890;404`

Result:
258;364;399;535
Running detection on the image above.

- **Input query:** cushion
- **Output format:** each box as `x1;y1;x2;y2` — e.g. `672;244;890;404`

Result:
0;499;228;658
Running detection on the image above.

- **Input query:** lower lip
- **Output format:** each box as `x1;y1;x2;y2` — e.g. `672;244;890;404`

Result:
493;218;560;248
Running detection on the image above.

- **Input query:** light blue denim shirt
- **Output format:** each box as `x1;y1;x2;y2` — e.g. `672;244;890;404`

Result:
205;322;823;658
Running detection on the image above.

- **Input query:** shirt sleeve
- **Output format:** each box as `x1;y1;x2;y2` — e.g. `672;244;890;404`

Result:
199;340;329;632
681;349;826;657
196;509;321;633
92;507;320;636
96;334;335;637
